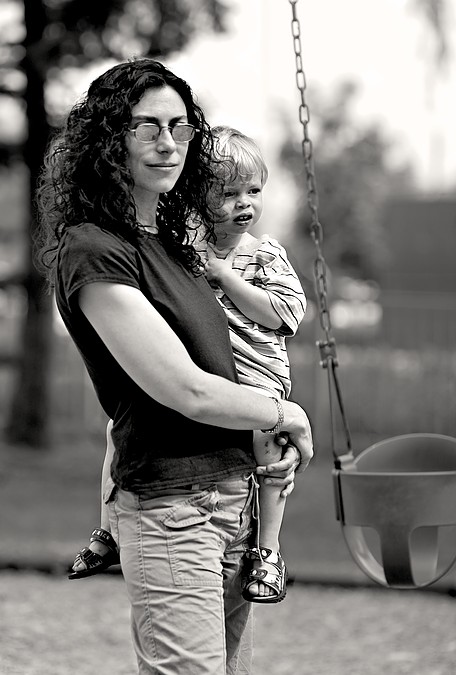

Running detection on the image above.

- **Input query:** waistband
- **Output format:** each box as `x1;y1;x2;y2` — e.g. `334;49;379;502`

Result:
174;472;255;491
177;482;210;491
131;473;255;500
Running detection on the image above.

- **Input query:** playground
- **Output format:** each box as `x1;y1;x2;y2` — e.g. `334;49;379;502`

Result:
1;435;455;675
2;572;455;675
1;1;456;673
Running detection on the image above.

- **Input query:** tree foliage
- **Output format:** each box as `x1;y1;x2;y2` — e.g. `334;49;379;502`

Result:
0;0;229;446
0;0;449;446
33;0;227;67
281;81;415;283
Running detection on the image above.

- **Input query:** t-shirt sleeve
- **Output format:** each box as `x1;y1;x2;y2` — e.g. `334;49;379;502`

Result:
58;225;141;303
253;237;307;337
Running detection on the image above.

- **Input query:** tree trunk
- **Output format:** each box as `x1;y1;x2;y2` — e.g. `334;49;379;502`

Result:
5;0;52;447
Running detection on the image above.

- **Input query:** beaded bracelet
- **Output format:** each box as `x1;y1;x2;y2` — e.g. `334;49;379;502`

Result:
261;398;285;434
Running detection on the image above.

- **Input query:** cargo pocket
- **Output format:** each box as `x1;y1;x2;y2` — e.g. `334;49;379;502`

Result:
160;489;222;586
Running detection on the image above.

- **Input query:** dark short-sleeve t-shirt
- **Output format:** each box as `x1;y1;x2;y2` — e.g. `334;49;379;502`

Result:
56;224;255;492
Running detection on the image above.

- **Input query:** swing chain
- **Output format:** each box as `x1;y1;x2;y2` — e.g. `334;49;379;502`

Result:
288;0;332;344
288;0;354;462
289;0;333;351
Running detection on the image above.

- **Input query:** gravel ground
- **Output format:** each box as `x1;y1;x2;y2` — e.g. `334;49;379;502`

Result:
1;572;455;675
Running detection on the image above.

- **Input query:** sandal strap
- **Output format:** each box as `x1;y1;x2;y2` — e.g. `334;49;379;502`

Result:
75;547;105;569
89;528;118;553
245;546;279;563
244;549;287;597
248;565;282;587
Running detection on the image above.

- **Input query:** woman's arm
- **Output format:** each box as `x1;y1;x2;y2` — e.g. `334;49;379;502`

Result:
79;282;312;466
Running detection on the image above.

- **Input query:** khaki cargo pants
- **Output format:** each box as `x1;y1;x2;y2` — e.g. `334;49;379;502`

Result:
106;474;256;674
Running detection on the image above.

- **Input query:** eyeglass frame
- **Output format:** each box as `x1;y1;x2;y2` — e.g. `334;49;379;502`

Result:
128;122;199;143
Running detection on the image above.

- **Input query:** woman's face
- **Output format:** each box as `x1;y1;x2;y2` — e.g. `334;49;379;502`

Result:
126;86;190;204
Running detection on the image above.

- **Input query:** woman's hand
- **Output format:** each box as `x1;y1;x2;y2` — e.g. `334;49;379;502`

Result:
255;400;313;498
256;433;306;498
280;401;313;472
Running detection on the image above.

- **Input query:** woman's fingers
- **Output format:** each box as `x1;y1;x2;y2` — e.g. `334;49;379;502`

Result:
257;443;300;476
280;480;295;498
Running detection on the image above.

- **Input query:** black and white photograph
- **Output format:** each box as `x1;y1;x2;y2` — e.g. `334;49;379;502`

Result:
1;1;455;674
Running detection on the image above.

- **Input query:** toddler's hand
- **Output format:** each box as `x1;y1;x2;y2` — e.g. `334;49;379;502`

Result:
205;255;233;285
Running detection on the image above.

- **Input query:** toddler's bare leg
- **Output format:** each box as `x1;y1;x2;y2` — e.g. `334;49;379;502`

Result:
100;420;115;532
253;431;286;551
248;430;287;598
72;420;115;572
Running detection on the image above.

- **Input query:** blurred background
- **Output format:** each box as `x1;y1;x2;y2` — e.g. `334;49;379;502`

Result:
1;0;455;450
0;0;455;584
2;7;456;674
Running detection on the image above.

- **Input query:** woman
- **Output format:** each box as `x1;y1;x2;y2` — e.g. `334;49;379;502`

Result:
36;58;313;674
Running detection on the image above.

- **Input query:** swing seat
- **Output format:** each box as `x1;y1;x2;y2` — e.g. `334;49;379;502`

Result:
333;433;456;589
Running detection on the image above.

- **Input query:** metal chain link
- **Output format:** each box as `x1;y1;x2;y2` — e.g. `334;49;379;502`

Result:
288;0;333;344
288;0;353;461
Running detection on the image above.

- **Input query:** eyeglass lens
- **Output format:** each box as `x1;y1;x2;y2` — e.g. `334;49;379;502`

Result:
134;124;195;142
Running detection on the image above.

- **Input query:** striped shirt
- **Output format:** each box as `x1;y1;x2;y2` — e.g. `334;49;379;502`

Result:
195;233;306;399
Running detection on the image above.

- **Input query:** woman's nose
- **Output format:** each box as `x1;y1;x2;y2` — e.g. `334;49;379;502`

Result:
156;128;176;151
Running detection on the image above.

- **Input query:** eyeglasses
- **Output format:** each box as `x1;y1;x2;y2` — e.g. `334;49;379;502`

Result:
129;123;199;143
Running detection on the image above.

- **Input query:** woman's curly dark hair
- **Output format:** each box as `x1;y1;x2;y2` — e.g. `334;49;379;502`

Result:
35;58;217;284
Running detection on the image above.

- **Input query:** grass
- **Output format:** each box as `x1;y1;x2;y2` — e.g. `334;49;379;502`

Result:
1;573;455;675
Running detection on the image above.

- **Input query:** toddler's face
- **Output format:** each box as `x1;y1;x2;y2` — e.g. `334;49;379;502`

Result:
210;171;264;239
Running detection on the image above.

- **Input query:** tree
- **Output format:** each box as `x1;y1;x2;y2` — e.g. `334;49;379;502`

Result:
3;0;53;447
281;0;451;285
0;0;228;447
412;0;449;69
280;81;415;284
0;0;449;446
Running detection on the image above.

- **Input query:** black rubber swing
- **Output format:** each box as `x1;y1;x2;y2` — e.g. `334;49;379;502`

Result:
288;0;456;590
